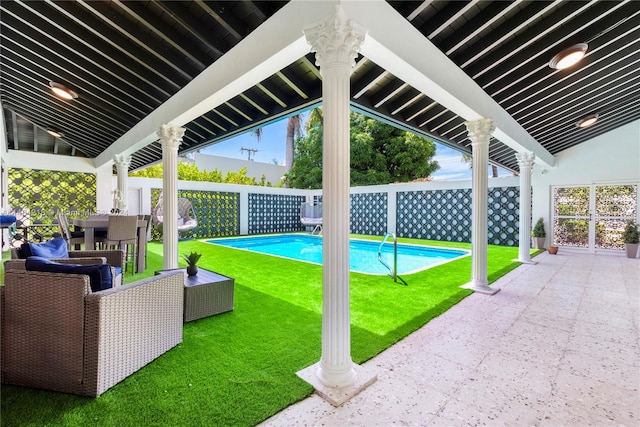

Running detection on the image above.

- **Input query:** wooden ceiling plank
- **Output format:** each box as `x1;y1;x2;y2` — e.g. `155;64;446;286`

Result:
195;0;243;41
256;82;287;108
240;93;269;115
211;108;239;127
224;100;253;121
10;1;170;103
276;70;308;100
443;1;521;56
77;0;196;80
42;0;182;91
0;19;157;116
428;1;478;40
456;1;562;69
152;1;226;58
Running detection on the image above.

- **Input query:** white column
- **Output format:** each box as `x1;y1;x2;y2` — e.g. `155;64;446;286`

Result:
461;118;500;295
515;151;537;264
113;154;131;213
158;124;185;270
300;7;375;403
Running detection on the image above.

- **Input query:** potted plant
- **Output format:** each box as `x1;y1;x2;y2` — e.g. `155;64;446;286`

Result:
532;217;546;249
623;220;639;259
182;251;202;276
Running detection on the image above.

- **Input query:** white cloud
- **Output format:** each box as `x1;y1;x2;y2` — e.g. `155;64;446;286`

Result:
431;150;471;181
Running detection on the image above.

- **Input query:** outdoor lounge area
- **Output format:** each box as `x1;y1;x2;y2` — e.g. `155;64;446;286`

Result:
1;239;637;425
1;1;639;426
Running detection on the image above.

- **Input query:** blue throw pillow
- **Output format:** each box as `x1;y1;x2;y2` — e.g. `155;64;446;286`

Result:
28;238;69;259
25;256;112;292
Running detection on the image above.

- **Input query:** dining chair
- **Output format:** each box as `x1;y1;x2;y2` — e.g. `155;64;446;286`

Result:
56;211;85;250
138;214;152;268
96;215;138;274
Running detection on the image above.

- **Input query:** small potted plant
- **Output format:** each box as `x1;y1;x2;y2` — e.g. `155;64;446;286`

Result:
182;251;202;276
623;220;639;259
532;217;546;249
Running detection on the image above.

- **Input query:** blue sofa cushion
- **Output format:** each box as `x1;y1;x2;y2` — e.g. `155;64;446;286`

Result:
28;238;69;259
25;256;113;292
0;214;17;225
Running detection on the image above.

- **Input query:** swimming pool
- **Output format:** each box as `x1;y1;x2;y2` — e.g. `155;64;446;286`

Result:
206;234;469;275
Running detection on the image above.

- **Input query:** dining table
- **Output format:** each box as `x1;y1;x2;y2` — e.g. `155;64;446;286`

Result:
72;216;147;273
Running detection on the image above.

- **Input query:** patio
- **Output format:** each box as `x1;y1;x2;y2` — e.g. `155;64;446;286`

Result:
1;1;639;423
263;250;640;426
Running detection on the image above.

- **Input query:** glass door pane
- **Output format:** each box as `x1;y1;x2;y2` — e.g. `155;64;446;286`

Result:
594;185;637;250
553;186;590;248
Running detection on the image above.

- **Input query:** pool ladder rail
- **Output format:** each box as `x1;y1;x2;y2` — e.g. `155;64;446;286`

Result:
378;232;408;286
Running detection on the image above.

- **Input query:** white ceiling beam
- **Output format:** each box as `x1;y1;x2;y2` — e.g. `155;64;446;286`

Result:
94;0;335;168
343;1;555;168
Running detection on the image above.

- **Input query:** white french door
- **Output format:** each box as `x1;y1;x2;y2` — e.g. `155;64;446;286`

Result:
552;184;638;253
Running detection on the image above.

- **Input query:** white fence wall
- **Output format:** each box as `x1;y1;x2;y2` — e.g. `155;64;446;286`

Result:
123;176;520;244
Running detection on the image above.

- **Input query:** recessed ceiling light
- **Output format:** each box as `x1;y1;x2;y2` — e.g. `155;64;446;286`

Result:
549;43;588;70
49;81;78;100
47;128;64;138
577;113;599;128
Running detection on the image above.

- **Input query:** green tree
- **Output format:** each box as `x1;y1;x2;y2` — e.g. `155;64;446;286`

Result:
285;115;302;172
287;110;439;189
129;162;269;186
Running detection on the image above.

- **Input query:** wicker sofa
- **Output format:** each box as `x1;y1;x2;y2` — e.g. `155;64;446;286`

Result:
1;269;184;397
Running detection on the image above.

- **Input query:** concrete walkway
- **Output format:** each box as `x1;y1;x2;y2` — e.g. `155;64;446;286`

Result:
262;252;640;426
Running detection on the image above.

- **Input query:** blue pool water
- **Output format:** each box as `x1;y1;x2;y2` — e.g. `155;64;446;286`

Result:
206;234;469;275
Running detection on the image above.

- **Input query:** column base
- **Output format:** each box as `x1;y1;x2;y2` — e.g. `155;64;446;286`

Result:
513;258;538;265
296;362;377;407
460;281;501;295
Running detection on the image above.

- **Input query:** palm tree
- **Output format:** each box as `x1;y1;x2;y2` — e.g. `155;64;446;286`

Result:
285;115;302;172
251;127;262;143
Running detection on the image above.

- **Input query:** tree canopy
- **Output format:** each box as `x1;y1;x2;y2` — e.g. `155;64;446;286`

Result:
286;110;439;189
129;162;271;186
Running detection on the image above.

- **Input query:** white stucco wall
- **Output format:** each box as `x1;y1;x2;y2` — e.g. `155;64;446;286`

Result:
531;119;640;237
193;153;286;186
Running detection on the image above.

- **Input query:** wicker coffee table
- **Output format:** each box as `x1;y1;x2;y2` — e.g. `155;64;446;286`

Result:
156;268;234;322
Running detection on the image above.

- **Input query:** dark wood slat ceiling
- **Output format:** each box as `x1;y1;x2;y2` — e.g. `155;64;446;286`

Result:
1;0;638;174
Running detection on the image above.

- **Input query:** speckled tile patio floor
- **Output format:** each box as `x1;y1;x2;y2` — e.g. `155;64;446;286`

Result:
261;251;640;426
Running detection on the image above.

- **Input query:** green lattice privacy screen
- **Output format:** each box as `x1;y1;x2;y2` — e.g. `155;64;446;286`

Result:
151;188;240;240
8;168;96;224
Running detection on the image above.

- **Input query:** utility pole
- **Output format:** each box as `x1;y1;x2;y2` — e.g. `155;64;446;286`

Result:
240;147;258;161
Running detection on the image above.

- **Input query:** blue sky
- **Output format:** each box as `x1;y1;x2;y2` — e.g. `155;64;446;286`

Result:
200;117;511;181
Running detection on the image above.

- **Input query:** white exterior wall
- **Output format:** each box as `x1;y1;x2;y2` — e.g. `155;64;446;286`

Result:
194;153;286;186
531;119;640;232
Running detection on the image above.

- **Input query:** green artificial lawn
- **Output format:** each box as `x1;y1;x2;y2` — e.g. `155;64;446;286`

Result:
1;235;535;426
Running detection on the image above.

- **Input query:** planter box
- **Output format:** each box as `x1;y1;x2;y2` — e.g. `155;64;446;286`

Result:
625;243;639;259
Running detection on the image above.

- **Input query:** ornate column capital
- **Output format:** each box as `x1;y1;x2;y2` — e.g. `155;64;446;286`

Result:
515;151;535;168
465;118;495;144
157;125;185;150
303;5;367;69
113;153;132;169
